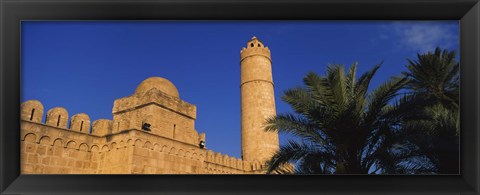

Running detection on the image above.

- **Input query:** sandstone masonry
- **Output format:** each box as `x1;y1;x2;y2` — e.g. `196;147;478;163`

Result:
20;37;278;174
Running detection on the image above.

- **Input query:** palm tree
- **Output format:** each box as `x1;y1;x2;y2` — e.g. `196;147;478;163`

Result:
399;47;459;174
396;104;459;174
402;47;459;114
264;63;409;174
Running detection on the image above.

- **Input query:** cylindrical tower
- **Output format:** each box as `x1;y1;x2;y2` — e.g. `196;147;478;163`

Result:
240;36;279;163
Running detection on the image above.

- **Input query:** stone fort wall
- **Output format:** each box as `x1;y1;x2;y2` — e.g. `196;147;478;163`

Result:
20;100;266;174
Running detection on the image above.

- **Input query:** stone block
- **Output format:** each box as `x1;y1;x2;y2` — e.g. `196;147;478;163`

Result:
25;143;36;153
41;156;51;165
58;158;67;166
21;153;28;163
34;165;45;173
77;151;87;159
68;150;78;158
23;164;34;173
76;161;83;168
59;168;70;174
46;146;54;156
84;162;91;169
36;145;47;155
53;147;63;157
27;154;39;164
91;162;98;169
44;167;60;174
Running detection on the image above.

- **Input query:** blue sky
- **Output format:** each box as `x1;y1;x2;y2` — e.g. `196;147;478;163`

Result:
21;21;459;159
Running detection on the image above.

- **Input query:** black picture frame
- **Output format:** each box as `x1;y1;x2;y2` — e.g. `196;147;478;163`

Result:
1;0;479;194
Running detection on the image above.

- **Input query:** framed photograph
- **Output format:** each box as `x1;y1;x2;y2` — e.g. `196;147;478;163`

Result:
1;0;479;194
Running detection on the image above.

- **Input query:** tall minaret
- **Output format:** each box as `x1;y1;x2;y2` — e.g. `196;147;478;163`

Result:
240;36;279;163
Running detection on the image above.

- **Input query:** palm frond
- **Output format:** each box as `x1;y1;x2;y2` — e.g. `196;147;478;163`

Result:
266;140;332;174
281;87;318;116
365;76;409;126
264;114;327;144
346;62;358;98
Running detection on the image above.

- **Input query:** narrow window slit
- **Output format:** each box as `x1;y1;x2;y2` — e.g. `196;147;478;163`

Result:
57;115;61;127
80;121;84;131
173;124;176;138
30;109;35;121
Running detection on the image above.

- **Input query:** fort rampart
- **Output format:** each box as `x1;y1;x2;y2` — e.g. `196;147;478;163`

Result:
21;99;266;174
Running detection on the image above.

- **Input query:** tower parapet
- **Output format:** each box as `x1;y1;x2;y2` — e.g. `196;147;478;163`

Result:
240;36;271;62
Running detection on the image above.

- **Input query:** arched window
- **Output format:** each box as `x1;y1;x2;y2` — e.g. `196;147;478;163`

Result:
258;43;261;47
250;43;254;47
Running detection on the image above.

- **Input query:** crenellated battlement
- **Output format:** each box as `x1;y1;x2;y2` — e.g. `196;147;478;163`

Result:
20;77;207;159
20;98;263;174
240;36;271;62
203;149;266;173
240;47;271;62
21;100;99;135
